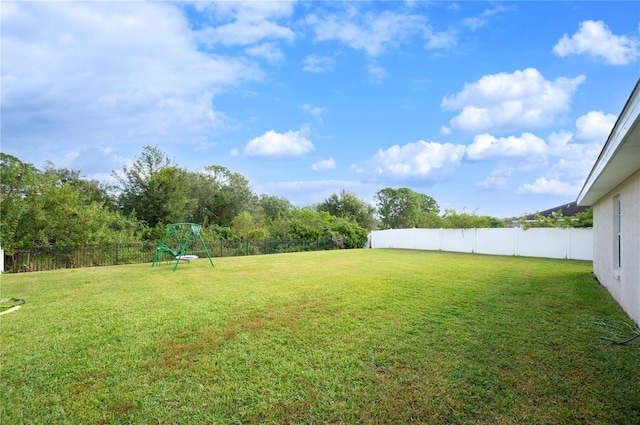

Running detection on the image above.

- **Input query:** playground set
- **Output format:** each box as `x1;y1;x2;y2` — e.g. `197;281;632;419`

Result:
152;223;214;271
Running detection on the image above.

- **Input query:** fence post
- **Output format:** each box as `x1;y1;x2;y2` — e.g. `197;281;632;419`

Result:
65;245;70;269
115;243;119;265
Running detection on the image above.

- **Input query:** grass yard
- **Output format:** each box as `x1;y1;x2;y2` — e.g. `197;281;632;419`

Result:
1;249;639;424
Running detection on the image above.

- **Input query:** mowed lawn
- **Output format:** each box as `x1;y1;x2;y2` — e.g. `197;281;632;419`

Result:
1;249;639;424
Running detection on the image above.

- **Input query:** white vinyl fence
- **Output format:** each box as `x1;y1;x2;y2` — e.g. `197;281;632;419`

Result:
369;228;593;261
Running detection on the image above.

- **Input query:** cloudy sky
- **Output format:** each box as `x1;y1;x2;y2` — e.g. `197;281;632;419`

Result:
2;1;639;218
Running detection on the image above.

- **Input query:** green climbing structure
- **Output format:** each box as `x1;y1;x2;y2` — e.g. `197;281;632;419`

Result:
152;223;215;271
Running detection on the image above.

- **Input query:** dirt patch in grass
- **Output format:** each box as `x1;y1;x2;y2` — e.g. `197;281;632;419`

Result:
150;301;327;371
99;401;137;425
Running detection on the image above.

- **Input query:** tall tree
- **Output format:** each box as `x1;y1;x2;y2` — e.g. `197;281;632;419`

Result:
375;187;439;229
0;154;40;249
1;154;145;250
316;189;377;230
268;207;368;248
42;161;116;208
257;194;295;221
190;165;255;228
114;145;193;229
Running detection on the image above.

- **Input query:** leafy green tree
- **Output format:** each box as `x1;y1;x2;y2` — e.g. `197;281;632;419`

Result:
316;189;377;230
231;211;268;240
375;187;439;229
114;145;194;230
190;165;255;228
258;194;295;221
518;207;593;229
286;208;330;241
441;209;504;229
326;215;369;248
415;192;440;215
41;162;116;208
572;207;593;228
1;154;146;251
414;211;443;228
2;158;76;247
268;208;368;248
0;154;40;250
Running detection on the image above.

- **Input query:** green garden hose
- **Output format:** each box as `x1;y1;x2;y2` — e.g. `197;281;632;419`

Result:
594;318;640;345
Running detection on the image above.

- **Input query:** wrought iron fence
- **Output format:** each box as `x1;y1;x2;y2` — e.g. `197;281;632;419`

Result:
2;238;343;273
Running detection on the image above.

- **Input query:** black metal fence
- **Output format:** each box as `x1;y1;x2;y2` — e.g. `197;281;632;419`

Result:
2;238;344;273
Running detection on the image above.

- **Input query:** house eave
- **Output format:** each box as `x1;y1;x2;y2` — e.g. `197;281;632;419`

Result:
577;79;640;206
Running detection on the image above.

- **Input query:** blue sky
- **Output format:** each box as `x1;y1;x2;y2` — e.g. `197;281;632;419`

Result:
2;1;639;218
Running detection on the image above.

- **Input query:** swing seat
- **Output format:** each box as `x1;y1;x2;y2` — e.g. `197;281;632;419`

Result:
151;223;214;271
176;255;199;262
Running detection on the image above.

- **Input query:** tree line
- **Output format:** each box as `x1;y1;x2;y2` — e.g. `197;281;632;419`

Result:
0;145;590;254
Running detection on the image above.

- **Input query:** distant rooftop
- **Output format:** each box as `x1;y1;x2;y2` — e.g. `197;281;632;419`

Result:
524;202;589;220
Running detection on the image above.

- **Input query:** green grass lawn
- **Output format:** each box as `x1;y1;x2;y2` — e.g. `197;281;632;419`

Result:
1;249;639;424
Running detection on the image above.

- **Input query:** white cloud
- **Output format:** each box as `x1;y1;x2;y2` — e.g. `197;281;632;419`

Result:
516;177;580;197
198;20;295;47
195;1;296;46
60;146;127;177
575;110;616;141
1;2;261;156
424;30;458;50
428;4;512;50
546;132;602;181
553;20;639;65
473;115;606;196
442;68;585;133
311;157;336;171
461;17;485;31
367;63;388;84
461;4;513;31
476;175;511;191
302;54;335;73
300;103;324;117
548;155;599;184
244;129;315;159
466;132;548;160
369;140;466;181
245;42;284;63
306;8;425;56
440;126;452;135
517;127;603;197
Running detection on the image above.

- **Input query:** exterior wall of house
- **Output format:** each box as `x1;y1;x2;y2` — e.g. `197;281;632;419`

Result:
592;170;640;324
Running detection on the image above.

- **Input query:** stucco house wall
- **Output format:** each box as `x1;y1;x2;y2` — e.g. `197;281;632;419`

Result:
591;170;640;323
577;79;640;325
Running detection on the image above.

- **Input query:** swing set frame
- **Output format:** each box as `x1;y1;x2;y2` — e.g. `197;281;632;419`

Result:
152;223;215;271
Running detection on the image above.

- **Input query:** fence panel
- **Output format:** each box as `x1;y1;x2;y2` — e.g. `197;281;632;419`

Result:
475;228;515;256
2;238;345;273
516;228;568;259
441;229;475;253
370;228;593;260
568;228;594;261
414;229;441;251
